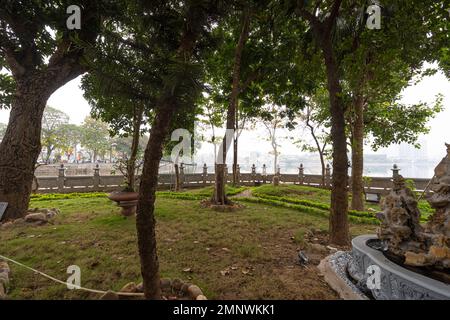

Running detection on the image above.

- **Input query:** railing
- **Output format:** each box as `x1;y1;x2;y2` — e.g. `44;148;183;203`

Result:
33;163;432;197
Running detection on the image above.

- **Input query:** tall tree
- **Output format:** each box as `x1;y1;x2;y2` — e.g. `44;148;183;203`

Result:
87;0;221;299
40;106;69;163
80;117;110;162
336;1;448;211
295;0;350;245
0;1;114;221
82;62;149;191
211;4;251;204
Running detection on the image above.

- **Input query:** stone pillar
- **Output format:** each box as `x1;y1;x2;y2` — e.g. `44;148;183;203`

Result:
392;164;400;180
58;164;65;193
298;164;304;185
180;163;185;188
93;164;100;191
251;164;256;185
236;164;241;185
202;163;208;186
325;164;331;189
262;164;267;184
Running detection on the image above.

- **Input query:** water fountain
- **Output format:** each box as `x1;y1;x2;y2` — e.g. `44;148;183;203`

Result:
320;145;450;299
347;144;449;299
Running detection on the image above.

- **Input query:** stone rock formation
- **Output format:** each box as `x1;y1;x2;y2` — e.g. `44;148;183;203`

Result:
377;144;450;270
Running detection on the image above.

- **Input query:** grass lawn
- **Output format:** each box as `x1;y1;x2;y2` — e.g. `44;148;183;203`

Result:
1;185;382;300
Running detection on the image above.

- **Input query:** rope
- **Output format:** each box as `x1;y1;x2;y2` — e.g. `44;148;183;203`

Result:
0;254;144;297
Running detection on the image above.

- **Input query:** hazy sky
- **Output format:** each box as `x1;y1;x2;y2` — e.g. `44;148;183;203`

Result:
0;66;449;159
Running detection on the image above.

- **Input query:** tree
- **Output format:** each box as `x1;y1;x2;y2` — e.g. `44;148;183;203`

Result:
56;124;83;162
85;0;222;299
208;0;310;201
0;1;115;221
294;90;332;187
295;0;350;245
211;4;252;204
82;68;148;191
40;106;69;163
260;104;287;174
80;117;110;162
335;1;448;211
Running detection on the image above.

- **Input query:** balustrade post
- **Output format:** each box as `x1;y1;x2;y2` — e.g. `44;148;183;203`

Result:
93;164;100;191
58;164;65;193
298;164;304;185
180;163;185;188
236;164;241;185
251;164;256;185
202;163;208;186
325;164;331;189
262;164;267;184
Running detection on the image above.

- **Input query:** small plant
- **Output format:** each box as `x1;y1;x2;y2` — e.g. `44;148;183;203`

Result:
113;156;143;192
405;178;419;198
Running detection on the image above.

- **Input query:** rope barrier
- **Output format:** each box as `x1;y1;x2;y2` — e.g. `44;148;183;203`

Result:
0;254;144;297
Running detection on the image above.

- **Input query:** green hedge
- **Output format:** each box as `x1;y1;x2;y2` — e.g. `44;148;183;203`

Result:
253;192;377;219
235;197;379;225
30;192;108;201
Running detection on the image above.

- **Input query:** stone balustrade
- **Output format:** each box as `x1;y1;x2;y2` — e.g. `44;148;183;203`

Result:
32;163;432;198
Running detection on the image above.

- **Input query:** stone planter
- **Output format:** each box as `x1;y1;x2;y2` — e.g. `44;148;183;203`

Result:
348;235;450;300
107;191;139;217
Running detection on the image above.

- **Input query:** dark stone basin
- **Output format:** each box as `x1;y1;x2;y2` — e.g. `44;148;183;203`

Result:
348;235;450;300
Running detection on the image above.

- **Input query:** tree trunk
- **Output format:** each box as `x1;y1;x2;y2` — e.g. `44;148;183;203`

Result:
212;9;250;204
351;94;365;211
136;9;201;298
273;149;278;175
127;105;144;191
45;146;53;164
232;136;238;186
135;102;176;300
0;79;51;221
213;163;228;204
319;152;326;188
174;163;180;192
321;38;350;246
306;115;326;187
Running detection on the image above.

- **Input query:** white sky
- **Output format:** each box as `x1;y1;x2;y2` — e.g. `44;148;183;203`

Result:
0;66;449;159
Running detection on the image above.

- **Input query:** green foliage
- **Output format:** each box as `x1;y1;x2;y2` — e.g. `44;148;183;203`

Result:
157;185;247;200
235;196;378;225
80;116;111;161
0;73;14;109
40;106;70;162
30;192;107;201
